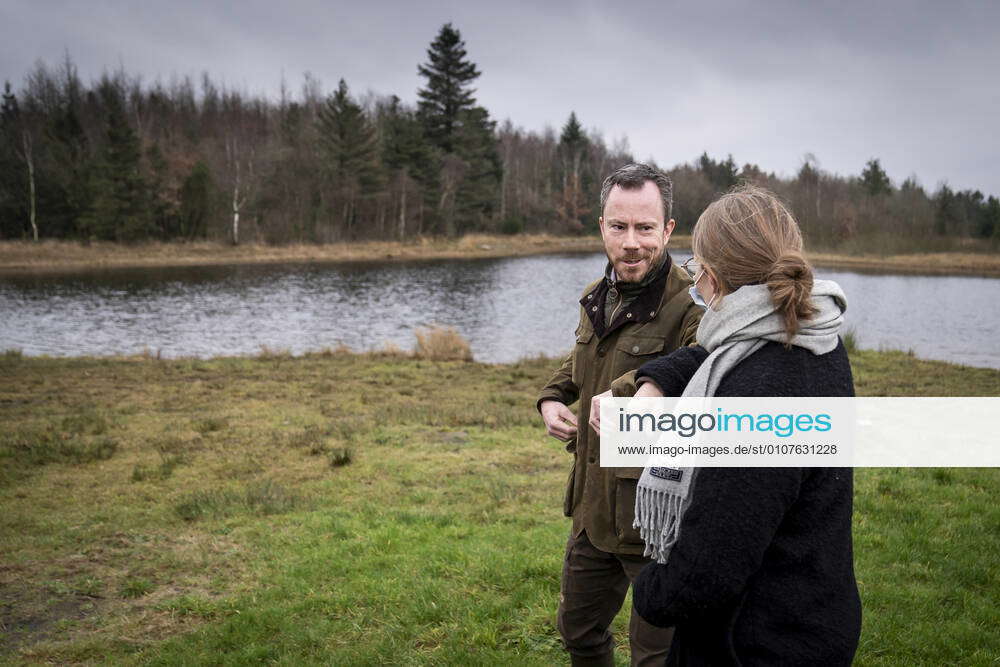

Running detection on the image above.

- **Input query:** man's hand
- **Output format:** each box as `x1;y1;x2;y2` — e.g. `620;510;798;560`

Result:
589;389;612;435
540;400;578;442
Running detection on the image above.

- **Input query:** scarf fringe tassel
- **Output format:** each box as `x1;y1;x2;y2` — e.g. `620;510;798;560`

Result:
634;486;685;564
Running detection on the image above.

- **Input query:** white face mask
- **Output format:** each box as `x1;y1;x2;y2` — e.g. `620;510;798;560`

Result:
689;270;718;309
689;284;708;309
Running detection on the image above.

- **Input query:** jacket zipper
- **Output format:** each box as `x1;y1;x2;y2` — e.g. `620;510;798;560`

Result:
608;279;624;323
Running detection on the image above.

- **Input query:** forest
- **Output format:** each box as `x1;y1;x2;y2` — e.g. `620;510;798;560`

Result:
2;23;998;251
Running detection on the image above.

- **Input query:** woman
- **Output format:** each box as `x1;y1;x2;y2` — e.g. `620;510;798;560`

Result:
623;185;861;665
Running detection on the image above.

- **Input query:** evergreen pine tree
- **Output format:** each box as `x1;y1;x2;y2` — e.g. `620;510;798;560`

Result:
698;152;739;192
317;79;380;186
0;82;17;124
452;105;501;228
957;189;984;238
417;23;480;154
179;161;212;240
43;95;93;238
380;95;436;239
146;142;174;238
560;112;585;147
316;79;381;238
556;111;589;232
42;60;92;238
417;23;501;234
934;184;957;235
900;176;922;194
861;158;892;196
797;159;819;188
79;82;151;241
0;82;26;238
986;196;1000;241
382;96;433;180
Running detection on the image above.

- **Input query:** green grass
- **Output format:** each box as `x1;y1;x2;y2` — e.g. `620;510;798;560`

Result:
0;349;997;664
120;578;155;600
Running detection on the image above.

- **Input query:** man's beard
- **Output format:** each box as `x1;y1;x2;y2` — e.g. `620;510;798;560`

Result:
613;248;664;283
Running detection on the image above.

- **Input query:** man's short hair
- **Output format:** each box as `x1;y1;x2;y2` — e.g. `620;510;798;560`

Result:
600;163;673;222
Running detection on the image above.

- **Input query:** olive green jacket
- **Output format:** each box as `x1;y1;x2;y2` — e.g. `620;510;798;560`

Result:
537;257;702;555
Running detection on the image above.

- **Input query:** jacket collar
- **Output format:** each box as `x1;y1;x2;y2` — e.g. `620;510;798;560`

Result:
581;253;673;339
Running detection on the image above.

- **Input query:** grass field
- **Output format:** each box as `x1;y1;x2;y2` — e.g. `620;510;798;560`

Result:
1;348;998;665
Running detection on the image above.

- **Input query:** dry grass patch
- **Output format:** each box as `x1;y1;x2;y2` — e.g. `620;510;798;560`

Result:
808;250;1000;276
256;344;293;359
414;325;474;362
7;235;998;278
0;235;608;275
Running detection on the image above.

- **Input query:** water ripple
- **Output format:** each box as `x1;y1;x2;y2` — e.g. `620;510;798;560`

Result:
1;254;998;368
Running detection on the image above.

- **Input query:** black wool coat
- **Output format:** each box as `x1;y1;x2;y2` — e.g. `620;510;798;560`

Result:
632;340;862;667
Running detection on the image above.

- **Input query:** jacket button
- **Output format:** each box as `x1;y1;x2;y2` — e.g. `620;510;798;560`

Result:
626;312;632;318
650;311;656;317
632;345;640;353
588;456;596;464
587;294;593;300
591;306;598;312
597;347;605;356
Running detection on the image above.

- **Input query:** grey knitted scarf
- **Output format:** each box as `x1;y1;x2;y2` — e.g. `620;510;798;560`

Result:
633;279;848;564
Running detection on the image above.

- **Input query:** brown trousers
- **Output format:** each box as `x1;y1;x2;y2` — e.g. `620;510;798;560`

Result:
557;531;674;666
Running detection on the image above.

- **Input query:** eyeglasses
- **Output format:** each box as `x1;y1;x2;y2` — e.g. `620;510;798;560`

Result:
680;257;702;279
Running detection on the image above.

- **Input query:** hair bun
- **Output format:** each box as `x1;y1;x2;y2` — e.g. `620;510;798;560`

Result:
766;252;817;342
767;252;809;283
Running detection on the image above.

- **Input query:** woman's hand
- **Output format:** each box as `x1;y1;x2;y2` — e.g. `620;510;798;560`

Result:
635;380;665;398
590;381;666;435
589;390;612;435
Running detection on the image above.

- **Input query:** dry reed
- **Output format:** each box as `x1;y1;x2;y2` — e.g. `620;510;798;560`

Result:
413;325;474;362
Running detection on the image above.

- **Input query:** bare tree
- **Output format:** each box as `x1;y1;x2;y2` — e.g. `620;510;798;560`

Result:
224;135;251;245
21;130;36;241
218;91;266;245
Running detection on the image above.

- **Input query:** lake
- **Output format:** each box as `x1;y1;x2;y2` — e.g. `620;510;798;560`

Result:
1;252;998;369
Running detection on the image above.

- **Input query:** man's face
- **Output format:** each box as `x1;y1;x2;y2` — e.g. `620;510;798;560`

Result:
599;181;675;283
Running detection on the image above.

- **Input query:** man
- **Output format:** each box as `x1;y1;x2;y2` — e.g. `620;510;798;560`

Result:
537;163;702;667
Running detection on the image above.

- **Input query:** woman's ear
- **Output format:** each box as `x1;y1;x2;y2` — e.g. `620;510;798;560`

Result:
706;267;722;296
702;266;725;310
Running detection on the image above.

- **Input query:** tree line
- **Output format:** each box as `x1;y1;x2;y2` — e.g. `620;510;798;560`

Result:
1;24;998;250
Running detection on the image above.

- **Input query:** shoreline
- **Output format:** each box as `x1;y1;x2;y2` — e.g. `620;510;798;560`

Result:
2;344;998;385
5;344;999;374
0;235;612;275
1;236;999;277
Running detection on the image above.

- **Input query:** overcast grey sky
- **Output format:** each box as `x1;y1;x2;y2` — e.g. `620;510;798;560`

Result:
3;0;998;195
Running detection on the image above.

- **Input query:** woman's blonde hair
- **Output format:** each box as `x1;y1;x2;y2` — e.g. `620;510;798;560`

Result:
692;184;817;341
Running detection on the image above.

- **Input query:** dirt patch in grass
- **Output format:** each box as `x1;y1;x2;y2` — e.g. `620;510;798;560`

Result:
0;529;250;661
0;574;106;654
